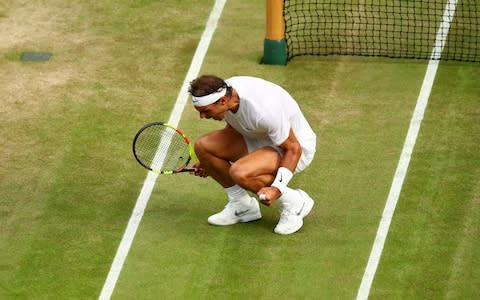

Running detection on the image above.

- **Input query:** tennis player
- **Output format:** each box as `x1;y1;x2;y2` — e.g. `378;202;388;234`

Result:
188;75;316;235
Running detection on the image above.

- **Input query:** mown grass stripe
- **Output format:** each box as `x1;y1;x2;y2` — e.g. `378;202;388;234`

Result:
356;1;459;299
98;1;227;299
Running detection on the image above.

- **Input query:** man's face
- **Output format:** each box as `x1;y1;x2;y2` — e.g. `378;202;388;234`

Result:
194;98;227;121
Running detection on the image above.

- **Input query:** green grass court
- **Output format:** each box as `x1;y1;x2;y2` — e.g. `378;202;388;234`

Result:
1;0;479;299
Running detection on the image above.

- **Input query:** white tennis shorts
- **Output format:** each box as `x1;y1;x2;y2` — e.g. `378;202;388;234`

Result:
243;137;316;173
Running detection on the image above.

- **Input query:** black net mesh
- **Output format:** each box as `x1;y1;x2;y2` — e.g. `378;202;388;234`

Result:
284;0;479;62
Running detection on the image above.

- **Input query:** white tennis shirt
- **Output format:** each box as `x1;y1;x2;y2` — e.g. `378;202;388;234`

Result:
224;76;316;156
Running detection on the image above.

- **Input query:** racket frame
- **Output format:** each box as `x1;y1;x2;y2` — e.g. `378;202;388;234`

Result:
132;121;196;174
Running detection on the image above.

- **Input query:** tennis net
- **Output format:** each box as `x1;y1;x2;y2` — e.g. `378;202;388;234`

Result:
284;0;479;62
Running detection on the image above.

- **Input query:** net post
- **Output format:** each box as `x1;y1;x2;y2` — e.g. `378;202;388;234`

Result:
263;0;287;65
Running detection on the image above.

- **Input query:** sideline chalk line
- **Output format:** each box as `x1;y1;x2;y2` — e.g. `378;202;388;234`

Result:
356;1;458;299
98;1;227;299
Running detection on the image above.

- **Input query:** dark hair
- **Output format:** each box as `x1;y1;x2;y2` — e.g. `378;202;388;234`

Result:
188;75;231;97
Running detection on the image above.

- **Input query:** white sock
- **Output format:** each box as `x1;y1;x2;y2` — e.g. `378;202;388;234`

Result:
224;185;250;203
277;187;298;206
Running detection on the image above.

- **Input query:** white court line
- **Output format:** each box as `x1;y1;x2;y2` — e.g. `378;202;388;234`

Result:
98;1;227;299
356;1;458;299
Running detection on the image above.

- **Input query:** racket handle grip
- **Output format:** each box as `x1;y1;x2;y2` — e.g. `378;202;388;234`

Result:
259;194;267;201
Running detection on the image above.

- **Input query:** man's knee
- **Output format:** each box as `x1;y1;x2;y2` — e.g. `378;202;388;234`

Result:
194;129;247;163
193;135;208;155
194;133;216;157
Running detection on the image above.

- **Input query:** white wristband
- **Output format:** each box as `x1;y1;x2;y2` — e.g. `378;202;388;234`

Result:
271;167;293;194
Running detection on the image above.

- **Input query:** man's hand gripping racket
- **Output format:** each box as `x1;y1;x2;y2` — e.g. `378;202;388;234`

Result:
132;122;199;175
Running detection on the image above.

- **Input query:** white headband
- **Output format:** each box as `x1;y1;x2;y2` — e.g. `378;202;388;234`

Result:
191;87;227;107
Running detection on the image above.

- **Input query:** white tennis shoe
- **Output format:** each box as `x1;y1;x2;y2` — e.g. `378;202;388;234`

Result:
208;197;262;226
274;189;314;235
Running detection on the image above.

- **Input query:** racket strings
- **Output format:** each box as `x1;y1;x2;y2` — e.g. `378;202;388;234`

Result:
135;125;190;172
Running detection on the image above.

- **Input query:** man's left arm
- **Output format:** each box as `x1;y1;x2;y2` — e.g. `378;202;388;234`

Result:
257;128;302;205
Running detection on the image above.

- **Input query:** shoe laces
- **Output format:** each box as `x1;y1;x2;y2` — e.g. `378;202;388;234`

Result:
278;203;296;224
223;200;236;211
225;198;249;210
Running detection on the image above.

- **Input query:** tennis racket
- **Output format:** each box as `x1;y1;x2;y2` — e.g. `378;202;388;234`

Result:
132;121;196;174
